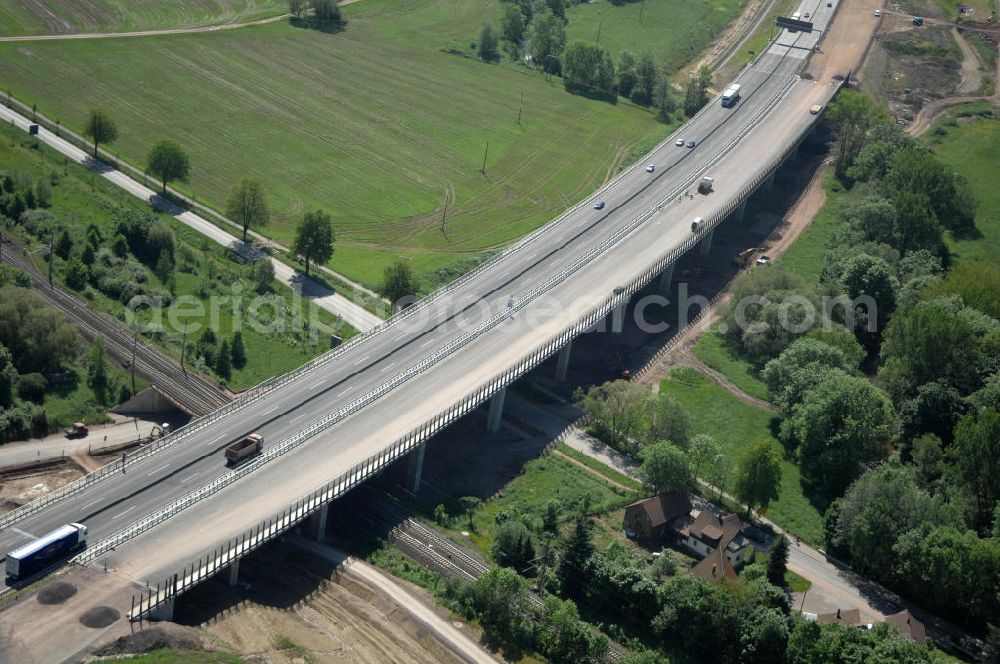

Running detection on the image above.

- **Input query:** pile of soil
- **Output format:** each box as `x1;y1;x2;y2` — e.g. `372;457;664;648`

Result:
36;581;77;605
78;606;120;629
92;626;203;656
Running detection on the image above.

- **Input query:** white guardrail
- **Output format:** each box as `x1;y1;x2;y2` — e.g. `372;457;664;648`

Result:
86;68;808;573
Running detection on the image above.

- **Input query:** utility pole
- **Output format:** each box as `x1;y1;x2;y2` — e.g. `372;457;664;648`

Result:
47;227;54;287
639;0;646;21
596;21;602;45
517;92;524;125
180;327;188;375
481;141;490;175
130;326;138;396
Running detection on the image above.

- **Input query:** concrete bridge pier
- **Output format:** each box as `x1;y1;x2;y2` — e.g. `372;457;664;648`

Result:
487;386;507;432
762;171;776;193
406;441;427;493
310;503;329;542
554;341;572;383
659;263;675;294
610;300;627;334
698;228;715;257
732;200;747;223
228;557;240;587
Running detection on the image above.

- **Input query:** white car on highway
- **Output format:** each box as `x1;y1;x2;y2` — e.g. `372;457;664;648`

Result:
675;138;685;147
645;164;655;173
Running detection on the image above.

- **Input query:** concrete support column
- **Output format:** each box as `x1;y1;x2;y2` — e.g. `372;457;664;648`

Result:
406;441;427;493
699;228;715;257
311;503;329;542
554;341;573;383
610;301;627;334
487;386;507;433
228;557;240;587
763;171;776;192
733;200;747;223
659;262;675;294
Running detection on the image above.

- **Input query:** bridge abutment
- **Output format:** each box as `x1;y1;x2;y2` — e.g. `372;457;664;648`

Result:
555;341;573;383
487;386;507;432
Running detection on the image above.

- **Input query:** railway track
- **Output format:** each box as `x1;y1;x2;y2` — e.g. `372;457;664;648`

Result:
354;488;629;660
1;241;230;416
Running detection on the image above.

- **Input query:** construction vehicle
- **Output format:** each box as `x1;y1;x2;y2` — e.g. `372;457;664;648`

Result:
735;247;762;267
612;351;631;381
912;16;924;25
6;523;87;580
64;422;88;438
697;176;714;194
225;433;264;465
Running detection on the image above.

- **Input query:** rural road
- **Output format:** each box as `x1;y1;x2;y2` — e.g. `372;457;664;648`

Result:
0;103;383;332
291;537;497;664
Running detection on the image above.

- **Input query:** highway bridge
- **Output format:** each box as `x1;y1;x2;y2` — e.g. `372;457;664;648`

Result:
0;0;841;653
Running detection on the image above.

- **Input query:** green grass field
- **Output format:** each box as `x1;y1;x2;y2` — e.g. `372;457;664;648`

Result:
0;0;672;288
776;169;853;284
468;452;640;555
925;105;1000;268
660;367;824;544
93;650;243;664
564;0;746;75
0;1;285;37
691;327;769;400
0;123;351;392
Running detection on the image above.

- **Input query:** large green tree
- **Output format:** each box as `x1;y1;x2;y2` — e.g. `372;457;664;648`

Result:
84;109;118;159
575;379;647;452
734;438;782;514
781;371;895;503
637;441;693;494
146;140;190;194
292;209;334;276
827;90;889;178
529;10;565;74
950;408;1000;534
226;177;270;243
380;260;418;308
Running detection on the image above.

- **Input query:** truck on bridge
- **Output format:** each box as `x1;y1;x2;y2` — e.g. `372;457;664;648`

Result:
721;84;742;108
225;434;264;465
5;523;88;580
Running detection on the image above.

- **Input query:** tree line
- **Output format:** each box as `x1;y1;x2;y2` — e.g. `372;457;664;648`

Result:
709;89;999;636
477;0;713;120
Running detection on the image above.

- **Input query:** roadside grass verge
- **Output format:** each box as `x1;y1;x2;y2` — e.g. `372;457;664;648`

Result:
690;327;770;401
565;0;745;74
0;0;286;37
0;0;669;288
555;443;643;491
660;367;824;545
92;649;244;664
467;452;641;556
0;122;352;392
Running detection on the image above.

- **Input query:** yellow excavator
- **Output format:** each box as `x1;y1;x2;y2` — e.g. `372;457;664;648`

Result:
735;247;760;268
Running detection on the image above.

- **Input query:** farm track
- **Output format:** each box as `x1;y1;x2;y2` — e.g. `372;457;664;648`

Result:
352;487;629;660
1;240;231;416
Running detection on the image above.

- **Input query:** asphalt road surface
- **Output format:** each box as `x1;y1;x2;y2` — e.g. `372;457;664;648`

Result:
0;0;838;593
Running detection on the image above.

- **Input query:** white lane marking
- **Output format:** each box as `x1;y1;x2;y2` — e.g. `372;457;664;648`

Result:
82;498;102;509
11;527;36;540
311;379;325;390
261;405;278;417
112;505;136;520
419;337;435;348
291;412;310;423
146;463;170;477
353;354;370;366
336;388;350;398
379;362;395;373
179;471;200;484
